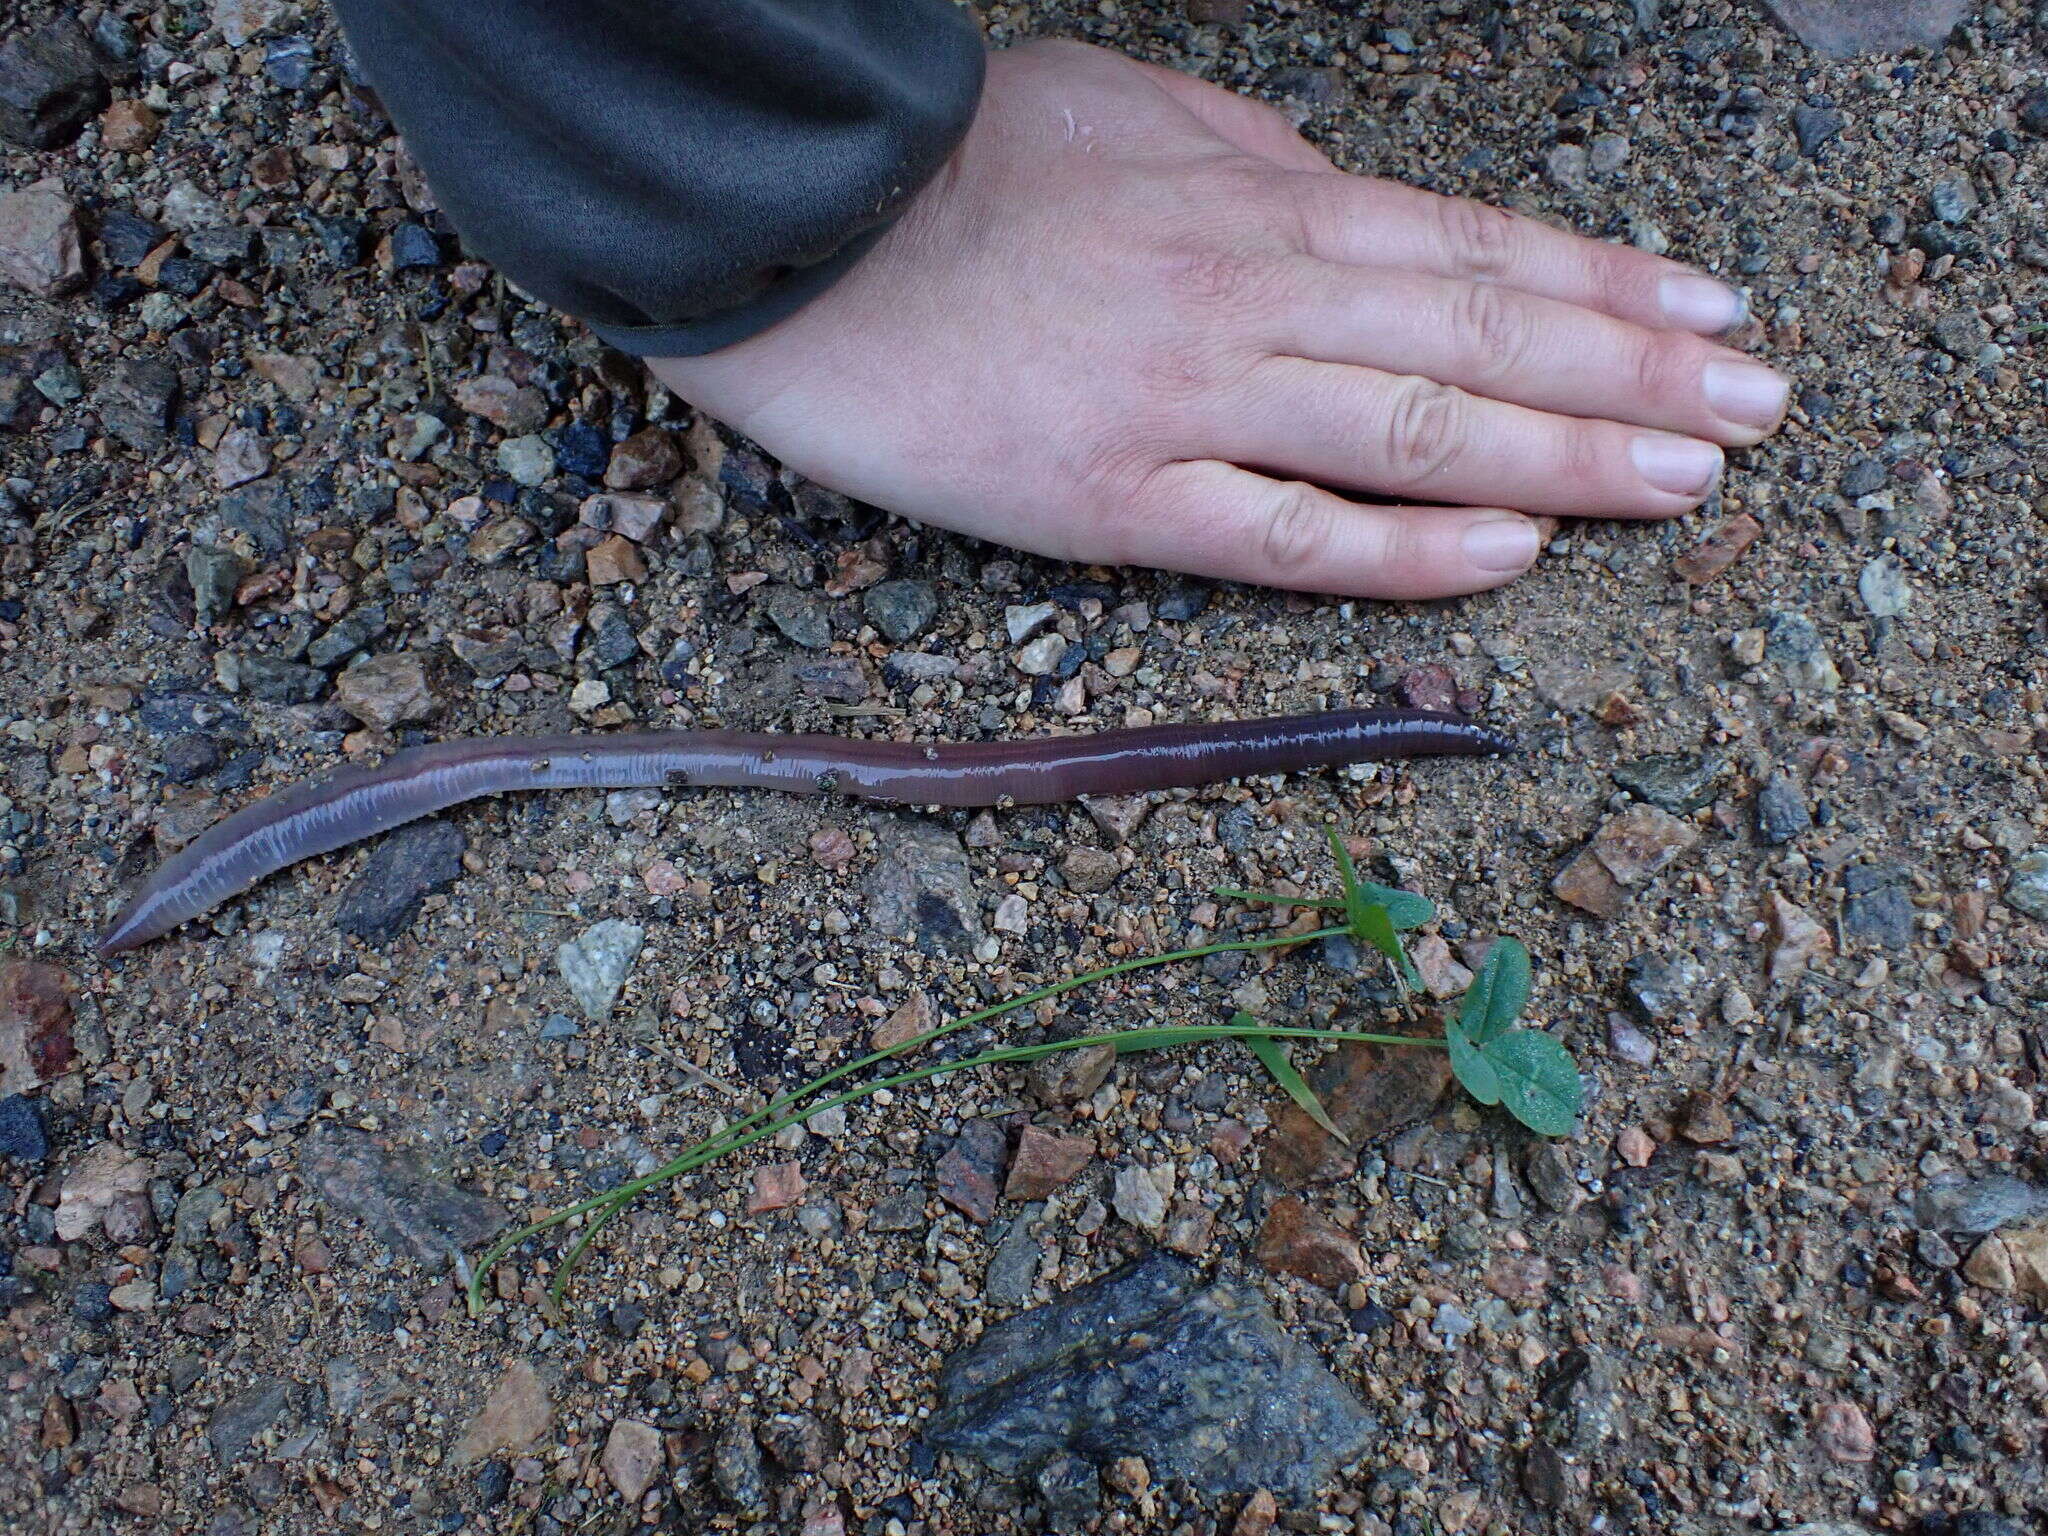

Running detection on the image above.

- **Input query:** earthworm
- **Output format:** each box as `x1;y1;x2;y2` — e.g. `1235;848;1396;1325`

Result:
99;709;1510;955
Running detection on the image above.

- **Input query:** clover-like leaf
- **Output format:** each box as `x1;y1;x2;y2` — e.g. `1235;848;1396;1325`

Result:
1458;936;1530;1047
1483;1029;1582;1137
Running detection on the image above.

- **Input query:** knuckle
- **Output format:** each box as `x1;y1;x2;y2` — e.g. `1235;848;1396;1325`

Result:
1158;244;1276;315
1436;194;1518;281
1260;482;1337;576
1379;377;1468;486
1133;337;1222;408
1455;283;1533;380
1633;333;1695;407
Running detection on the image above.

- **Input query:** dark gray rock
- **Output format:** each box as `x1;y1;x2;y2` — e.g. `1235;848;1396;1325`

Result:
92;355;179;452
763;587;831;650
0;19;108;150
208;1378;292;1464
298;1124;506;1262
335;820;467;944
1765;611;1840;693
925;1251;1375;1504
863;579;939;643
1932;309;1991;359
862;818;982;954
234;655;327;705
1756;772;1812;845
100;209;167;268
711;1417;767;1515
985;1212;1043;1307
1036;1452;1102;1531
184;227;256;267
1790;104;1843;156
1841;864;1914;949
1914;1175;2048;1235
1611;752;1727;814
387;222;441;269
187;544;247;626
0;1093;48;1161
1839;456;1886;497
2023;86;2048;138
1622;952;1704;1023
307;607;389;670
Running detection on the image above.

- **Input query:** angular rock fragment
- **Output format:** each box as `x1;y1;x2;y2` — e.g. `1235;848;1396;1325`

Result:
299;1124;506;1262
926;1252;1375;1504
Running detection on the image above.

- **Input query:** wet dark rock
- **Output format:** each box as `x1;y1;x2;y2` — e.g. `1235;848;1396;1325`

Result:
781;654;868;704
92;355;179;452
985;1214;1043;1306
926;1251;1374;1504
1790;104;1843;156
1756;772;1812;845
1155;584;1210;621
208;1378;292;1464
0;1093;48;1161
100;209;167;268
1841;864;1914;949
862;819;982;954
265;37;314;89
154;256;213;298
335;820;467;944
1611;752;1727;815
550;419;608;479
1622;952;1705;1023
863;579;939;643
388;222;441;269
0;19;107;150
1914;1175;2048;1235
298;1123;507;1262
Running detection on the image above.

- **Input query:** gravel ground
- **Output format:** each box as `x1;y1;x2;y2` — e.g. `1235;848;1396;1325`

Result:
4;3;2047;1534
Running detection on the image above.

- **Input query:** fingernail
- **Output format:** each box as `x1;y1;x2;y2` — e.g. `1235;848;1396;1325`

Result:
1703;359;1789;430
1659;274;1744;333
1631;434;1723;497
1461;517;1540;574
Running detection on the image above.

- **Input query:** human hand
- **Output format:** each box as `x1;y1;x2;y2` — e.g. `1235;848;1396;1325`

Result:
651;41;1787;600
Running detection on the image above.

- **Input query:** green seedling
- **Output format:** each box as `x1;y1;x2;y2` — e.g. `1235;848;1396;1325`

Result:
466;828;1581;1315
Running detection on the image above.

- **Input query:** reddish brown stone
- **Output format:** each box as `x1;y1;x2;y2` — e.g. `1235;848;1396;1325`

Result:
936;1120;1006;1223
871;990;935;1053
1255;1195;1366;1287
1003;1125;1093;1202
99;100;160;152
604;427;683;490
746;1162;806;1214
1673;512;1762;584
1263;1036;1451;1188
585;534;647;587
0;960;76;1095
1551;848;1624;919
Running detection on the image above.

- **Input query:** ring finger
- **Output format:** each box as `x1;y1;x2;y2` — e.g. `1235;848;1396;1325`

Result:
1213;356;1725;518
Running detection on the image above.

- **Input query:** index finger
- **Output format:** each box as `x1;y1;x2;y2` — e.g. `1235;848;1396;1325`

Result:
1288;174;1749;337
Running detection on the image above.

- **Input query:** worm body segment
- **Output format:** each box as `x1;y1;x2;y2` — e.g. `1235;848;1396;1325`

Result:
99;709;1510;955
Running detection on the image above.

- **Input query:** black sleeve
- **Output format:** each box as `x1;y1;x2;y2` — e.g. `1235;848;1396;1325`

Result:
329;0;986;356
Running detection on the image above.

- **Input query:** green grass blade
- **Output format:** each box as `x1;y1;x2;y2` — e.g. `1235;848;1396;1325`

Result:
1213;886;1343;910
1238;1016;1347;1145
